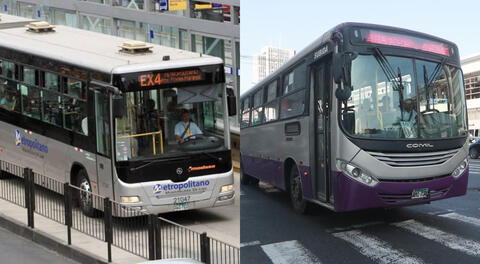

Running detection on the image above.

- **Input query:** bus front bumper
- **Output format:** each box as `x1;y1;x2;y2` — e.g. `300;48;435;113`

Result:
333;168;468;212
115;169;235;215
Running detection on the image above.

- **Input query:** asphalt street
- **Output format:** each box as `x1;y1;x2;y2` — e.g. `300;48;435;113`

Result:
0;225;78;264
241;159;480;264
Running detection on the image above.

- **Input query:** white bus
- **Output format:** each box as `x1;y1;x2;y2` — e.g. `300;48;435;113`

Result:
0;20;237;216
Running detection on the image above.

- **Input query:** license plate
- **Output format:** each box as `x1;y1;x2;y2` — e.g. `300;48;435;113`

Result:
173;202;191;211
411;188;429;199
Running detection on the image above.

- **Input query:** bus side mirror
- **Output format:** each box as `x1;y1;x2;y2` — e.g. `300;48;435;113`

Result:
113;95;126;118
226;88;237;116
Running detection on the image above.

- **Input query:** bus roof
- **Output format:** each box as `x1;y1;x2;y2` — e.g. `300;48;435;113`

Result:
242;22;458;98
0;13;35;29
0;23;222;75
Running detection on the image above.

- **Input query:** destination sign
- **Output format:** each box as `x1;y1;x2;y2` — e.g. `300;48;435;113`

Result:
139;69;204;88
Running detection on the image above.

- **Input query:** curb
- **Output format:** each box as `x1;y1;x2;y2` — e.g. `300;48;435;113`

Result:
0;212;107;264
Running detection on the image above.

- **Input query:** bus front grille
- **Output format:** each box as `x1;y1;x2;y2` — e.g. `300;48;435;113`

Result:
366;148;460;167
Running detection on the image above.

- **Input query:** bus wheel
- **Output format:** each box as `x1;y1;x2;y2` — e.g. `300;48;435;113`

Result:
289;165;308;214
76;169;97;217
470;148;479;159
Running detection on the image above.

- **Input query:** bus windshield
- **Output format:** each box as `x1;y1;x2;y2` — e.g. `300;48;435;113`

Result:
115;84;226;161
340;55;467;139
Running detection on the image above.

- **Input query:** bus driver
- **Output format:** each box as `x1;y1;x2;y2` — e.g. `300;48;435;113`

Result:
175;109;203;143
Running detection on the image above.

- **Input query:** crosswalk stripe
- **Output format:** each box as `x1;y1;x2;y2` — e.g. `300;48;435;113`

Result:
240;240;261;248
393;220;480;257
439;212;480;227
333;230;424;264
261;240;321;264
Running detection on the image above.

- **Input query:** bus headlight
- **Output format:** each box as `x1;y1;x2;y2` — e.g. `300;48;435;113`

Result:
220;184;234;193
121;196;141;203
337;160;379;187
452;159;468;178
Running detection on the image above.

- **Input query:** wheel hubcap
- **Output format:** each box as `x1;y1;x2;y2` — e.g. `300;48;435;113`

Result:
292;172;302;203
79;179;92;208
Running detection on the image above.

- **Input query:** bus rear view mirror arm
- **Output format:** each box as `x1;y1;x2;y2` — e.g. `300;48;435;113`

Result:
333;51;357;101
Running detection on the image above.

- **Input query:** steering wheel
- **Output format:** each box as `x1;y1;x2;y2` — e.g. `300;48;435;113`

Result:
180;134;204;144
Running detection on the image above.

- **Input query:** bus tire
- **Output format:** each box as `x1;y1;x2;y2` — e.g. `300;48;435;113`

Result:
76;169;98;217
289;165;309;214
470;148;479;159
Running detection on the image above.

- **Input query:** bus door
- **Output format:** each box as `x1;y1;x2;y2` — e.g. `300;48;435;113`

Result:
310;60;330;202
91;82;114;199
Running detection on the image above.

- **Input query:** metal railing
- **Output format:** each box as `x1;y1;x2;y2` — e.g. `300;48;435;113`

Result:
0;159;239;263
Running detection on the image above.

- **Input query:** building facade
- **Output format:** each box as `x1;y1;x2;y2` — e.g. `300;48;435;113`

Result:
252;46;295;84
461;53;480;130
0;0;240;127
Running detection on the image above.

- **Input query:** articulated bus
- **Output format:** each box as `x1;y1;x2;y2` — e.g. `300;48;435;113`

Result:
240;22;468;213
0;19;237;216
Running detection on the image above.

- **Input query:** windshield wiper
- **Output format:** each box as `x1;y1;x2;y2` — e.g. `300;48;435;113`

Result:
372;47;405;114
130;156;187;172
422;57;447;112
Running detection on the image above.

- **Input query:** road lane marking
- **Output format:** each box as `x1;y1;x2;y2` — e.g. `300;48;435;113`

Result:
325;221;385;233
333;230;424;264
261;240;321;264
427;209;454;216
393;220;480;257
240;240;261;248
439;212;480;227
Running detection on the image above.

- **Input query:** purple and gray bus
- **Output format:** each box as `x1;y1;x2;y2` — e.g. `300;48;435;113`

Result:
240;22;469;213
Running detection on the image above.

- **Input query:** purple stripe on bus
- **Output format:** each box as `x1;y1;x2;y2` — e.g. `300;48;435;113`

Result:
241;155;314;199
242;155;284;188
298;165;314;199
333;168;469;212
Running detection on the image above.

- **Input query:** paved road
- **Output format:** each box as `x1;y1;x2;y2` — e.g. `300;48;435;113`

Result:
0;225;78;264
241;159;480;264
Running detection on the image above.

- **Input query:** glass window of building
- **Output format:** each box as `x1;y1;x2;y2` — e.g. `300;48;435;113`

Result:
113;0;143;10
17;2;35;18
80;14;112;35
149;24;179;48
53;8;77;27
113;20;145;41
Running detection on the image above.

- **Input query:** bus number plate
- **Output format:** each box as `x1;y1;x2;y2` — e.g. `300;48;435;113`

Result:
173;196;191;211
411;188;429;199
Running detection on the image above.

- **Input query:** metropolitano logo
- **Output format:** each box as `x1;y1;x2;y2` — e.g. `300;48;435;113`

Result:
15;130;21;146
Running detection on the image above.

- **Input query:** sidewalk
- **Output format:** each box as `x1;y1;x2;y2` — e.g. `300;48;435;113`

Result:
0;198;144;264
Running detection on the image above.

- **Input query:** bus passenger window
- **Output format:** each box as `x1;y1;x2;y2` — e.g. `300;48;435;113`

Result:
241;110;250;128
0;61;16;80
44;72;60;92
266;80;277;102
280;90;305;119
21;85;41;119
64;96;88;135
42;90;63;127
252;107;264;125
23;67;39;86
66;78;86;100
0;77;18;112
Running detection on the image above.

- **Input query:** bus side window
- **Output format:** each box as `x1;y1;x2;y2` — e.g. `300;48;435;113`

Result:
240;98;251;128
64;95;88;135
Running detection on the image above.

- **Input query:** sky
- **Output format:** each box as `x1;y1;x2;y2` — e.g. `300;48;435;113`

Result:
240;0;480;94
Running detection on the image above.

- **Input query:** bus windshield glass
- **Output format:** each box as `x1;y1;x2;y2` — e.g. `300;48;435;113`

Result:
115;84;226;161
340;55;467;139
